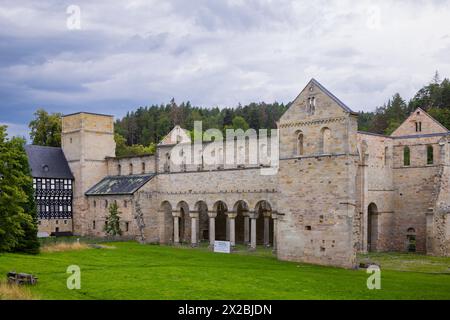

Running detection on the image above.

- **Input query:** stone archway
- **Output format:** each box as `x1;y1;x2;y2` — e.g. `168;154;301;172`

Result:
176;201;190;244
368;203;378;252
213;201;228;241
233;200;249;244
160;201;173;244
255;200;273;247
195;201;209;242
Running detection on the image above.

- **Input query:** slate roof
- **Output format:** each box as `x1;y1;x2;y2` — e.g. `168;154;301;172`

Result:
25;145;74;179
85;174;155;196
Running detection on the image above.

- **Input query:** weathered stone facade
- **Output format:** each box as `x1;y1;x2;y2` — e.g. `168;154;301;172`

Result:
39;79;450;268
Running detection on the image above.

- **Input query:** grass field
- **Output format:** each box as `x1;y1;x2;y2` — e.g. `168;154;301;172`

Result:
0;241;449;300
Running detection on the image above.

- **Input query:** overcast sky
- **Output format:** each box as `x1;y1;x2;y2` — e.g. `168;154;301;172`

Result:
1;0;450;138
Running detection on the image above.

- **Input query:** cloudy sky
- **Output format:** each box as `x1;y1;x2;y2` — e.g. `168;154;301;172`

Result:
1;0;450;138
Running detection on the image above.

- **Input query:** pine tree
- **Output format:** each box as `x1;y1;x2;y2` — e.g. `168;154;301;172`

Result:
104;202;122;237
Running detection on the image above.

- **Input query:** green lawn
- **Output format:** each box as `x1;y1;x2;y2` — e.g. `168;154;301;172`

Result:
1;241;449;300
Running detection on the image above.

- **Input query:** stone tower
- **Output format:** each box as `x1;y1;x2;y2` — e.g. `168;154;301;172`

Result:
276;79;360;268
61;112;116;235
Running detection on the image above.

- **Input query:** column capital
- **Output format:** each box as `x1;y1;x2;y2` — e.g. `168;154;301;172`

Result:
263;210;272;218
227;212;237;219
207;211;217;218
189;212;199;219
241;209;250;217
171;210;181;218
248;212;259;219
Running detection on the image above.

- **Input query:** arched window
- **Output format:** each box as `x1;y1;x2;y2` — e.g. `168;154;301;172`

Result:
93;200;96;208
141;162;146;173
427;145;433;165
403;146;410;166
384;146;389;166
296;131;304;156
320;127;332;154
105;200;108;208
129;163;133;175
406;228;416;252
118;164;121;176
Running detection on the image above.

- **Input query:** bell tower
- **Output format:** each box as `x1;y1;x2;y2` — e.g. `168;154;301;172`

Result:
61;112;116;235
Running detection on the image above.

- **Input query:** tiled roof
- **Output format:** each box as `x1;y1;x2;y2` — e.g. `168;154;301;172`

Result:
25;145;74;179
85;174;155;196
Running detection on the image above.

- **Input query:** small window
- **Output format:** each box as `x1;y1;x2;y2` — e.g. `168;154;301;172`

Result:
406;228;416;252
105;200;108;208
415;122;422;132
296;131;304;156
384;146;389;165
93;200;96;208
142;162;146;174
124;200;127;208
403;146;410;166
320;127;332;154
129;163;133;175
93;220;96;230
118;164;122;175
125;222;129;232
427;145;433;165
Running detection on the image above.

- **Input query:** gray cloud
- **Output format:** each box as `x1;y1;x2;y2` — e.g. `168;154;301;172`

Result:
1;0;450;137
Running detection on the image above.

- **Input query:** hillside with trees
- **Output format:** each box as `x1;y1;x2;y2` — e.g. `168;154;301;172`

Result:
358;72;450;134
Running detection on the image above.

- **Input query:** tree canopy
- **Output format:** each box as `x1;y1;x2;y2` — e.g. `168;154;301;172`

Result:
0;125;39;253
29;109;62;147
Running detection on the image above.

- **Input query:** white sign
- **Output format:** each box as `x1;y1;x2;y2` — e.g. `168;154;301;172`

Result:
37;232;49;238
214;241;231;253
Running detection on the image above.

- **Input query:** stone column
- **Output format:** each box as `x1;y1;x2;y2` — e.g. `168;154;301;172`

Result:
227;212;237;247
248;212;258;250
225;216;230;241
263;211;271;247
243;211;250;244
172;211;181;245
208;211;217;248
272;213;278;253
189;212;199;247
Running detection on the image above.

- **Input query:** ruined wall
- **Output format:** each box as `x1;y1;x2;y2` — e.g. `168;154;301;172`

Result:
391;136;443;252
106;155;156;176
276;155;359;268
391;108;448;137
85;195;134;237
427;137;450;256
143;165;279;246
38;219;73;235
356;133;395;252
